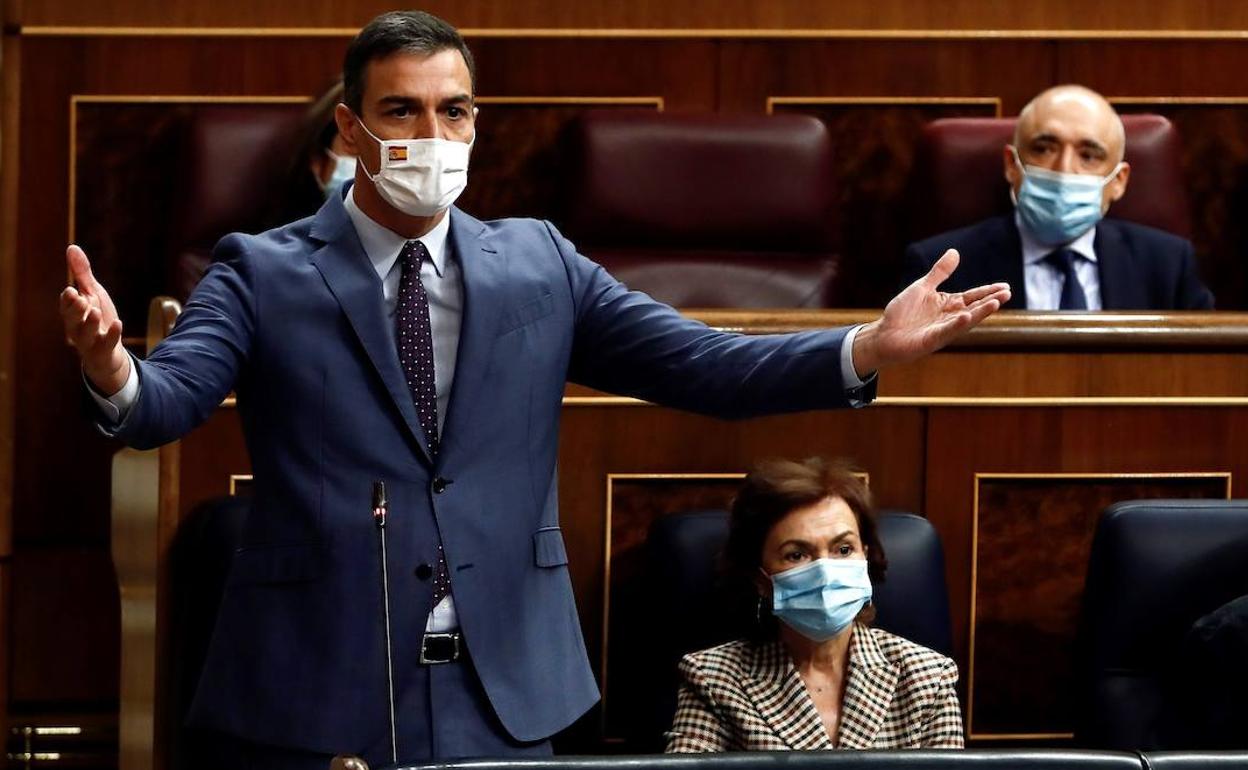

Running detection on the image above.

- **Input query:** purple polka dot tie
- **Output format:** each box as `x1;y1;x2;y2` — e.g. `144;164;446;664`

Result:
395;240;451;604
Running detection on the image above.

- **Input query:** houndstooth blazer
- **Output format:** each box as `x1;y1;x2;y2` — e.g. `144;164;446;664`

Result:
665;623;964;751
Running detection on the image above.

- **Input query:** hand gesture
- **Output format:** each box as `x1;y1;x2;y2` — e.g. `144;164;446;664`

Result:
853;249;1010;375
59;244;131;395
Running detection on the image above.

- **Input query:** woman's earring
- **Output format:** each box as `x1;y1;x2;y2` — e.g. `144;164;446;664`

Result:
756;596;763;624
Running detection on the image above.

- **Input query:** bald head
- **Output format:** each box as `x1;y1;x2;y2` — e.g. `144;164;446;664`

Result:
1005;84;1131;213
1014;85;1126;165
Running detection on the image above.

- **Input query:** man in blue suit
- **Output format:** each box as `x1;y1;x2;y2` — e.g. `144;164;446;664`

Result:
60;11;1009;768
904;85;1213;311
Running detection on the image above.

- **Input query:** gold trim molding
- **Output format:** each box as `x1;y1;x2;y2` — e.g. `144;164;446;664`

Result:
966;471;1233;741
563;395;1248;408
1110;96;1248;106
767;96;1002;117
477;96;664;110
21;26;1248;41
228;474;253;496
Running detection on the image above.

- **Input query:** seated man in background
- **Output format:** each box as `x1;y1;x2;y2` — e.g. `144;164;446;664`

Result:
666;458;963;751
904;85;1213;310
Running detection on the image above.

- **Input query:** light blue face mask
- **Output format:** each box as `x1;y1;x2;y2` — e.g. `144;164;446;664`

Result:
1010;145;1124;247
322;150;357;198
768;557;873;642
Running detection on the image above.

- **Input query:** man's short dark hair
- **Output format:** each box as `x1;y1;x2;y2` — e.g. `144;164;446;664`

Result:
343;11;476;113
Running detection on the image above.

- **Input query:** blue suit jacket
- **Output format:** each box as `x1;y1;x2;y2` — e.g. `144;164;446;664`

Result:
107;191;864;753
903;215;1214;310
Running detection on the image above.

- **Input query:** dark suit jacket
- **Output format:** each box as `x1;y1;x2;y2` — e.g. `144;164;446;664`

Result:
101;190;870;754
665;624;963;751
903;215;1214;310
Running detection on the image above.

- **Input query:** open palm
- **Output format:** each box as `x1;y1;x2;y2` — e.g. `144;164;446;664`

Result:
856;249;1011;373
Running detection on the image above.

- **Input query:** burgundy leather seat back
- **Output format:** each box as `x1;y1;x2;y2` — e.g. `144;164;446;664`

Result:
908;114;1190;242
169;105;305;300
560;111;841;308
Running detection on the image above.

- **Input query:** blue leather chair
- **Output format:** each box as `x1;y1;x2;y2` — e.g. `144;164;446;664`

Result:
1141;753;1248;769
639;509;953;748
1075;500;1248;751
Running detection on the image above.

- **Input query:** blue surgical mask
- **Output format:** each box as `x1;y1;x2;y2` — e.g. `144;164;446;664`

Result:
1010;145;1124;246
768;558;872;642
322;150;357;198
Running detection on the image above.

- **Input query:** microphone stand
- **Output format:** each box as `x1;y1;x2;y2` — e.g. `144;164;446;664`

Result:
372;481;398;764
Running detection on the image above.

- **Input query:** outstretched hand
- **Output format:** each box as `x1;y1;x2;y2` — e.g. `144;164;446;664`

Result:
852;249;1010;376
59;244;130;395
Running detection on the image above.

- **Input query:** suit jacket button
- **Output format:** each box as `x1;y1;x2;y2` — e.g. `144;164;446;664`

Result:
432;477;449;494
415;563;433;580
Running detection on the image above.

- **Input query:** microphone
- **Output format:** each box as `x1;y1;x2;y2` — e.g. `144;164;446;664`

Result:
372;481;398;764
330;755;371;770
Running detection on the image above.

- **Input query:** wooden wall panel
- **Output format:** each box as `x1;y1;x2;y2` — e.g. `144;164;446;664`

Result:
15;0;1248;32
8;547;118;703
1112;102;1248;310
923;407;1248;707
469;39;717;111
969;474;1228;739
717;40;1053;116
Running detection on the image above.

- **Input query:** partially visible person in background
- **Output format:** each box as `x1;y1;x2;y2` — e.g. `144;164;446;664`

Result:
666;457;963;752
262;80;357;228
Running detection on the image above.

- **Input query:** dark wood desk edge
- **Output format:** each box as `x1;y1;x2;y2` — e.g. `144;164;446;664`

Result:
686;310;1248;348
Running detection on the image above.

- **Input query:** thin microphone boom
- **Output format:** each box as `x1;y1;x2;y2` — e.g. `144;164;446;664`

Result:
372;481;398;764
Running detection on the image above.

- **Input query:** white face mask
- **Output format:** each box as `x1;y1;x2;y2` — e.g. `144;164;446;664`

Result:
355;116;473;217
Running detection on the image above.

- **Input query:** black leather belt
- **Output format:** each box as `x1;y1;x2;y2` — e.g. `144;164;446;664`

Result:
419;632;461;664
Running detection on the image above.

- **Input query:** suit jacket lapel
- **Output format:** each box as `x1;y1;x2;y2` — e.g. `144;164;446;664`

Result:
440;208;507;462
1094;221;1133;310
837;624;899;749
996;216;1028;310
741;639;833;751
308;193;432;462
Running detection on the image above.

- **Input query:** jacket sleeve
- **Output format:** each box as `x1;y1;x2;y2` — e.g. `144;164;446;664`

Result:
104;233;257;449
665;655;733;753
546;221;862;419
1174;239;1215;310
920;658;966;748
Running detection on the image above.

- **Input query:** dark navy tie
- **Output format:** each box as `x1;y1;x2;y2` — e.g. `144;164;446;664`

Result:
395;240;451;604
1045;248;1089;310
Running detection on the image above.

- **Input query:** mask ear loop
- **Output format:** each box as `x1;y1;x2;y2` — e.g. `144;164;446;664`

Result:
348;110;387;183
756;567;773;625
1101;161;1126;186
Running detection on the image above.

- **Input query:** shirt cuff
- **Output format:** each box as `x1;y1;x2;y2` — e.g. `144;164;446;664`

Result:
84;354;140;425
840;324;878;408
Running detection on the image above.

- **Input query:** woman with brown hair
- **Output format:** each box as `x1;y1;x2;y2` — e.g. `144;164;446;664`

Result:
665;457;964;751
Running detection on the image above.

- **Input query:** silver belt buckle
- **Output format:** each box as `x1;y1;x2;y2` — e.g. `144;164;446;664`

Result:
419;632;460;664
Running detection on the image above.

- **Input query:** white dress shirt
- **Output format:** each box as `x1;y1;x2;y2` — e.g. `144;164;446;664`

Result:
1018;212;1102;311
